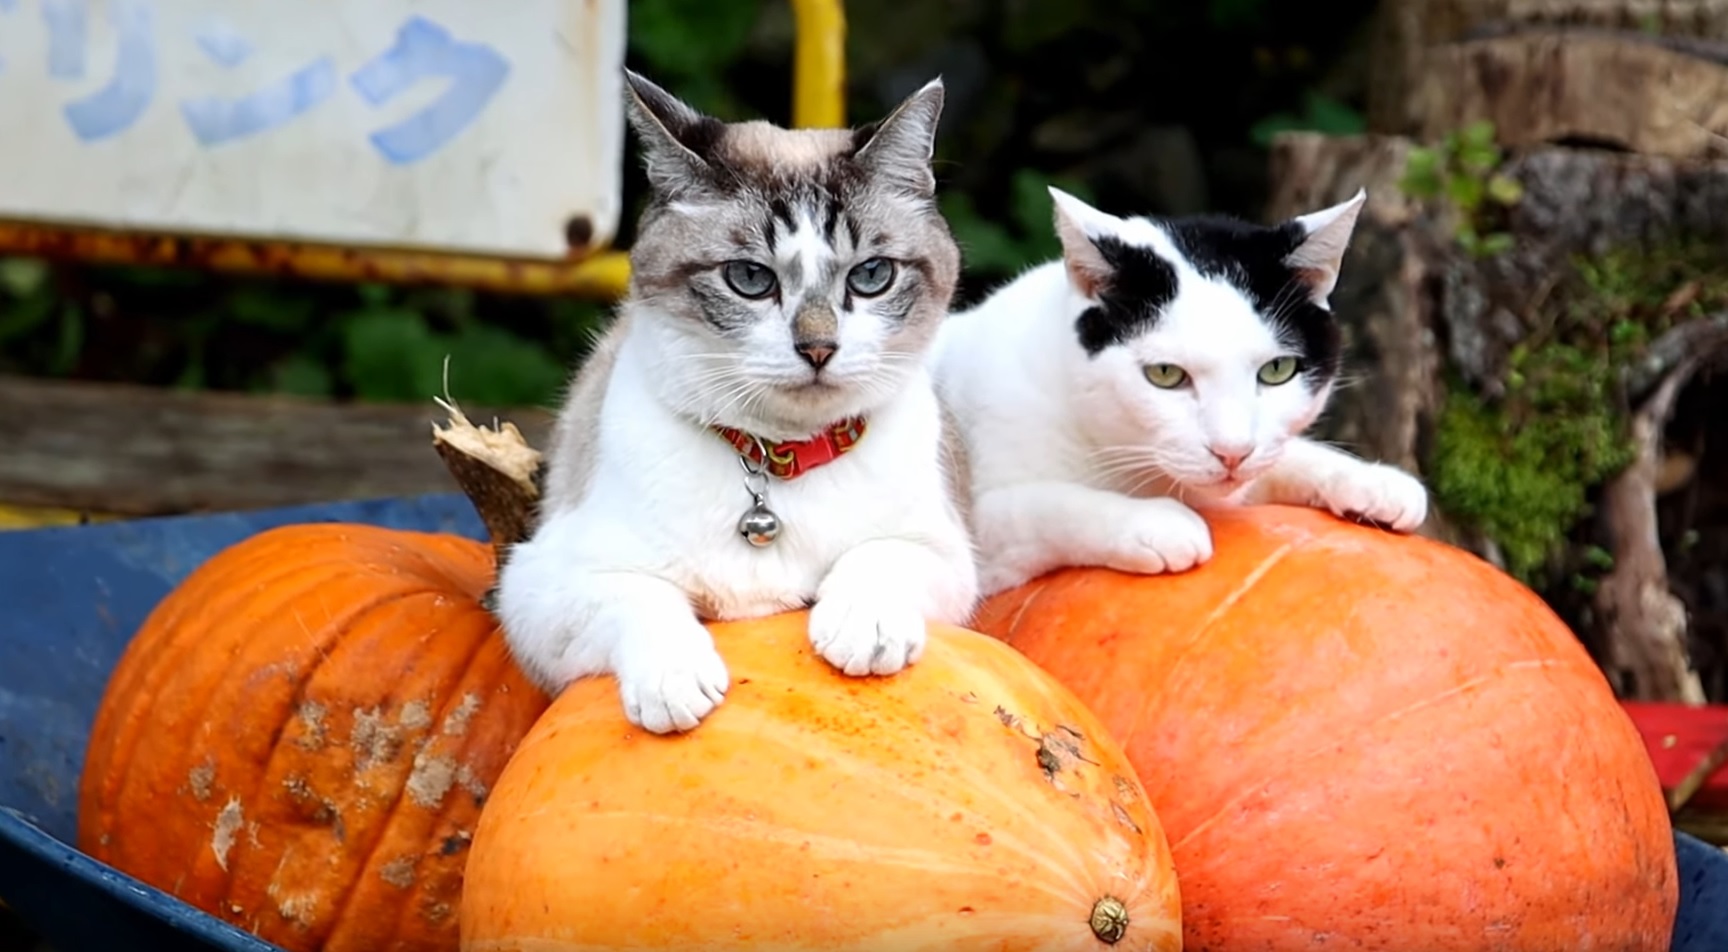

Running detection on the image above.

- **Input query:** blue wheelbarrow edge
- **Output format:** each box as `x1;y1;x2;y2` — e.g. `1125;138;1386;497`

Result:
0;492;1723;951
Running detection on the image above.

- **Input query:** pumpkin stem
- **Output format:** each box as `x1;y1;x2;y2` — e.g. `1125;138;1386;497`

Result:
1088;896;1129;944
430;393;544;552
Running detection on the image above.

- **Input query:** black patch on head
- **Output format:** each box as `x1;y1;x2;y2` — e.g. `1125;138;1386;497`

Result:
1161;215;1342;384
1073;237;1179;356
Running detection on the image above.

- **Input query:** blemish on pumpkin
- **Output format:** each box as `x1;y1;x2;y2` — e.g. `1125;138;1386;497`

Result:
441;692;482;736
282;775;314;803
352;705;405;768
1111;801;1142;835
187;758;216;802
455;762;489;801
441;831;472;856
295;701;328;751
210;797;244;872
247;822;262;849
974;832;993;846
1112;775;1137;799
274;892;315;929
380;856;417;889
406;749;457;807
423;900;453;924
1035;725;1094;784
399;699;433;730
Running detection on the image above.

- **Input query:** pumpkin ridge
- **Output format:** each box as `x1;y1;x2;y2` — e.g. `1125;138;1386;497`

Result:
222;583;490;939
1116;537;1306;754
1167;655;1593;854
304;593;499;946
94;545;377;863
83;529;327;839
363;637;538;950
206;581;461;918
708;699;1100;908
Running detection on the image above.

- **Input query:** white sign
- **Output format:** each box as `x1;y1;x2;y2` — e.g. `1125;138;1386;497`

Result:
0;0;627;259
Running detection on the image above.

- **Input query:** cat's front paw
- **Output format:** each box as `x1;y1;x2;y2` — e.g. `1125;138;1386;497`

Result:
1316;462;1428;533
808;586;928;678
613;620;731;734
1102;498;1214;575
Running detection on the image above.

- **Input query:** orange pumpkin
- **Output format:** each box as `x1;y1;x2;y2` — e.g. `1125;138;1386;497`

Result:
78;523;549;952
460;610;1182;951
973;505;1678;951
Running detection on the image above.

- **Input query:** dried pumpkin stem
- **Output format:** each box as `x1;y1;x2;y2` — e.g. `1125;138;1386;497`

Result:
430;394;545;553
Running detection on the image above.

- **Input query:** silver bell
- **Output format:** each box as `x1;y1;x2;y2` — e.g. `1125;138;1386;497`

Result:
738;498;781;547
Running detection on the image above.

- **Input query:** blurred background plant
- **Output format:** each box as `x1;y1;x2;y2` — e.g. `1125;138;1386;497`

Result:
0;0;1375;408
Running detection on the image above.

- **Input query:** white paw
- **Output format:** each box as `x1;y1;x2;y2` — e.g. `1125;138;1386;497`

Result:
1100;498;1215;575
1316;462;1428;533
613;620;730;734
808;587;928;678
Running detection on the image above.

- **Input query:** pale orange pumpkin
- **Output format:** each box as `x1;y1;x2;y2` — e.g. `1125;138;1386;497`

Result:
460;610;1182;952
973;505;1678;951
78;523;549;951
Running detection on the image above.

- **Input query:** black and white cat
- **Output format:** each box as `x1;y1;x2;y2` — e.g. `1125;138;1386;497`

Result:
931;187;1428;596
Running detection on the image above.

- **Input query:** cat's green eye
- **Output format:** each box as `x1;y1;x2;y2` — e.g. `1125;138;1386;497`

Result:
1143;363;1188;389
847;257;896;297
722;260;778;299
1257;356;1301;386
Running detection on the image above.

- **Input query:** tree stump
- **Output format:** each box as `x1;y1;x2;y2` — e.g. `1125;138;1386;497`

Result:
1366;0;1728;150
1266;131;1728;703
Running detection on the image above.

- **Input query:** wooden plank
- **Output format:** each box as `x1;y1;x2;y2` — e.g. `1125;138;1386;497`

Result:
0;375;553;518
1621;701;1728;815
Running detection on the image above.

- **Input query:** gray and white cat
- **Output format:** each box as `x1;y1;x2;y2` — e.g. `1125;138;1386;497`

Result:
931;187;1427;596
494;71;978;733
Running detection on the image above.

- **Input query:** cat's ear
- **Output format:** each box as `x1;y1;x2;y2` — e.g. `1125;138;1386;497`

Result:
1049;187;1122;299
623;69;721;194
1284;188;1366;309
854;78;945;197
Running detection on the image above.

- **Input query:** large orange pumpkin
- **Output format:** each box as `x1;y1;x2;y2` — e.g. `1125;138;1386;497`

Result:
460;610;1182;951
973;505;1678;951
78;523;549;951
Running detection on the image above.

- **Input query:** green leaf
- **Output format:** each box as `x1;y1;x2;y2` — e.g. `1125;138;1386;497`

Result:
1398;148;1442;198
0;293;56;343
629;0;760;80
1477;232;1515;257
227;287;317;331
270;354;336;398
1486;174;1524;206
1445;173;1485;212
0;258;49;297
50;304;84;376
339;308;447;402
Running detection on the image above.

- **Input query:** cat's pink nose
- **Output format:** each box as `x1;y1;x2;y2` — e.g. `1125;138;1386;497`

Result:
1210;445;1252;472
796;341;836;369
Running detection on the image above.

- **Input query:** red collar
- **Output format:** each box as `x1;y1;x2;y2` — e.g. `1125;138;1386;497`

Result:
712;416;868;480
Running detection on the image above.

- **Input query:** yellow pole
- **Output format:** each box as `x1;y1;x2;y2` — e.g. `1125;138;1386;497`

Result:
790;0;847;129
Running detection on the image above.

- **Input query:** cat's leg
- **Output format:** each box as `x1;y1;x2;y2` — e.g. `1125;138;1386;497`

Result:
808;534;979;677
1249;437;1428;531
970;482;1213;595
493;508;729;734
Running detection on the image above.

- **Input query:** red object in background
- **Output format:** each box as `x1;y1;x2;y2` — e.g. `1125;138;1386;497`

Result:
1621;701;1728;812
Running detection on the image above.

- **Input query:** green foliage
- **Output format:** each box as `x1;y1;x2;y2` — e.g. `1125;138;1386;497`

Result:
1248;90;1365;147
1399;121;1524;257
941;169;1096;282
1428;240;1728;582
627;0;761;117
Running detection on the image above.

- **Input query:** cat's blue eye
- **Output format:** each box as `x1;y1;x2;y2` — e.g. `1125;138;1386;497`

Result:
847;257;896;297
722;261;778;299
1257;356;1301;386
1143;363;1188;389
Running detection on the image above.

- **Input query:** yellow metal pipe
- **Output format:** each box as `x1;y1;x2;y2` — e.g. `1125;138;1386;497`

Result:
0;221;632;298
790;0;847;129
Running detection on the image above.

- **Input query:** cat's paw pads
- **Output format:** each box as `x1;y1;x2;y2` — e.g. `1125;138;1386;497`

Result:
808;588;928;678
1317;463;1428;533
1107;501;1215;575
614;624;730;734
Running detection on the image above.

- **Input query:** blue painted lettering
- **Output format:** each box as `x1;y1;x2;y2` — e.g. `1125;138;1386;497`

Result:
348;16;509;165
179;55;336;146
62;0;155;142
